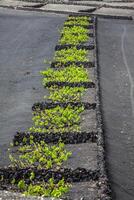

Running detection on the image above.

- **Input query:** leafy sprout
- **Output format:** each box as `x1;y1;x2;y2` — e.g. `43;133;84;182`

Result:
64;17;90;26
60;33;89;45
48;86;86;103
17;178;70;198
68;16;89;21
40;65;90;84
61;26;89;35
9;140;72;170
29;105;84;133
54;47;89;63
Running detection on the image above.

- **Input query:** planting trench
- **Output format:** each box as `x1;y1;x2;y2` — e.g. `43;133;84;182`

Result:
0;10;111;200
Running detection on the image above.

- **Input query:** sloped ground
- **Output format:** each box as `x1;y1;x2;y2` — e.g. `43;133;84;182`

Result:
0;8;66;169
0;8;109;200
0;3;134;200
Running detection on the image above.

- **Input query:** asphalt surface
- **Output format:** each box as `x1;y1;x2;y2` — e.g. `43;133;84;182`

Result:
98;18;134;200
0;8;66;166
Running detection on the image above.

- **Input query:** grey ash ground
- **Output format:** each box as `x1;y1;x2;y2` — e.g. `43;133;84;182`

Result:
1;5;134;200
0;9;109;200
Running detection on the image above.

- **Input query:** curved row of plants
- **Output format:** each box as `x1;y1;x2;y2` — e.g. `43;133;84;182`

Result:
0;15;96;198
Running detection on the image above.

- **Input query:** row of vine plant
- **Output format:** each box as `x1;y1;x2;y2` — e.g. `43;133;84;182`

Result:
7;15;94;198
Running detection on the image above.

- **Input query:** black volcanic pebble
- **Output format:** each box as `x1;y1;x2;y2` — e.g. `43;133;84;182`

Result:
32;102;96;111
45;81;95;88
13;131;98;146
0;167;99;184
55;44;94;51
64;24;94;29
51;61;95;68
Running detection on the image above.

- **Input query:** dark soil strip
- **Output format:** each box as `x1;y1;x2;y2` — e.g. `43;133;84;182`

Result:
22;3;45;8
79;8;96;13
55;43;94;50
13;108;97;145
88;32;94;37
60;32;94;37
13;131;98;146
45;81;95;88
64;24;94;29
32;101;96;110
0;167;99;185
51;61;95;68
65;18;94;23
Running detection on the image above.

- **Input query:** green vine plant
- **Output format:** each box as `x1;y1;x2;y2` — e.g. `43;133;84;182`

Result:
28;105;84;133
54;47;89;63
61;26;89;36
10;173;70;198
6;15;93;199
9;140;71;197
64;16;90;26
9;139;72;170
68;16;89;21
16;177;70;198
48;86;86;103
40;65;90;85
59;33;89;45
